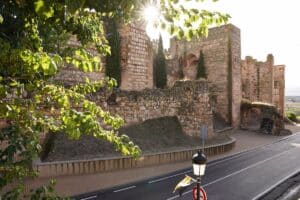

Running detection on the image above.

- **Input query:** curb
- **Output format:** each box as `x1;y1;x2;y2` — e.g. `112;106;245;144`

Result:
252;169;300;199
278;179;300;200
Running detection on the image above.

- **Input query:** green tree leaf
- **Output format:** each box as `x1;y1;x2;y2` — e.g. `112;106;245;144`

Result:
34;0;54;19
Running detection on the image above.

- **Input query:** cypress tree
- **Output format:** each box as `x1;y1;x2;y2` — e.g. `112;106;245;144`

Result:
105;19;121;87
154;35;167;88
196;50;207;79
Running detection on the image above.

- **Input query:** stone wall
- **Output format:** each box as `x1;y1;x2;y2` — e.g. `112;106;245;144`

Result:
89;80;213;138
241;55;285;115
273;65;285;115
119;24;153;91
54;37;105;84
54;68;105;84
54;24;153;91
167;24;242;127
33;138;235;178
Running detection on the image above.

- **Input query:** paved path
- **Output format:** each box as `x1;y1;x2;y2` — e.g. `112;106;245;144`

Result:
24;125;300;197
75;129;300;200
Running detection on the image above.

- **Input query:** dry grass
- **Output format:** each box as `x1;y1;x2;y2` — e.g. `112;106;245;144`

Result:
44;116;231;162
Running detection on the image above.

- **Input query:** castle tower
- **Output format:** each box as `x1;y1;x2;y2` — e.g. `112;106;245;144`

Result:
273;65;285;115
168;24;242;127
118;24;154;91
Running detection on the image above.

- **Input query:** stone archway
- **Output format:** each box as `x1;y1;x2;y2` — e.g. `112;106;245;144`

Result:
183;54;198;80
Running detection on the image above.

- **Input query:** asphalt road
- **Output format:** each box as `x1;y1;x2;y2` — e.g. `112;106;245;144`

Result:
75;133;300;200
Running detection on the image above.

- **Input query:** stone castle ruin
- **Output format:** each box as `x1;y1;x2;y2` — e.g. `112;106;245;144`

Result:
54;23;285;138
167;24;241;128
241;55;285;115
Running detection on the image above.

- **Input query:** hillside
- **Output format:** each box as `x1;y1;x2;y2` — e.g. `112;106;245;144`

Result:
43;116;231;162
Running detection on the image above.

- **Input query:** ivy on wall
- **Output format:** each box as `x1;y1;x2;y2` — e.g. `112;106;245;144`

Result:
105;19;121;87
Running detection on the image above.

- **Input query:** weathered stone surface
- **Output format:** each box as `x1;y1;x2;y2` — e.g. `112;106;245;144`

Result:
167;24;242;127
119;24;153;91
89;80;213;138
273;65;285;115
241;55;285;115
54;24;153;91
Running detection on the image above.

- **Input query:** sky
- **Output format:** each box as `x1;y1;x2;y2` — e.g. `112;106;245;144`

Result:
145;0;300;96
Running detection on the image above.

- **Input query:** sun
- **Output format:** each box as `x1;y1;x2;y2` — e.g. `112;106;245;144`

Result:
143;4;160;24
141;3;161;40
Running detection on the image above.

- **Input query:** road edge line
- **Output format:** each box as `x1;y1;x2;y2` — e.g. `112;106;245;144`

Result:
252;169;300;200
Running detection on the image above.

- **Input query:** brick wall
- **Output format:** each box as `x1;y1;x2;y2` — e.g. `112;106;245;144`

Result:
54;24;153;91
167;24;242;127
241;55;285;115
119;24;153;91
89;80;213;138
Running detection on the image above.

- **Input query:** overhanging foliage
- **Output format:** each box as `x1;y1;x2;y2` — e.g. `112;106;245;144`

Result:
0;0;229;198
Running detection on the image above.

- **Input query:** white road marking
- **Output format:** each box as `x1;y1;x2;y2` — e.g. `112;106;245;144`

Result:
149;134;300;185
291;143;300;147
166;149;292;200
148;170;192;184
208;148;260;167
150;147;263;184
80;195;97;200
113;185;136;193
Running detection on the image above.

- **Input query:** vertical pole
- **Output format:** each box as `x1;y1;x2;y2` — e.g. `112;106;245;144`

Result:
197;177;200;200
202;134;204;151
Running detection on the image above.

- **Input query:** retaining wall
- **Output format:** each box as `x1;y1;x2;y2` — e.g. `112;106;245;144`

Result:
34;137;235;178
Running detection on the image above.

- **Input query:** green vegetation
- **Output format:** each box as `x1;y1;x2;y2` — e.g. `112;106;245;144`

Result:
285;98;300;123
0;0;229;198
196;50;206;79
154;35;167;88
105;19;121;87
286;112;299;123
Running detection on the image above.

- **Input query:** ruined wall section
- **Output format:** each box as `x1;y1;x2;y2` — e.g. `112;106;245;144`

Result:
241;55;285;115
89;80;214;138
119;25;153;91
54;24;153;91
273;65;285;115
241;56;258;101
229;26;242;127
168;24;241;127
54;37;105;84
260;55;274;103
241;55;274;104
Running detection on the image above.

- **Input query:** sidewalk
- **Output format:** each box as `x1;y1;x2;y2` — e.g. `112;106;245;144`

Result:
24;125;300;197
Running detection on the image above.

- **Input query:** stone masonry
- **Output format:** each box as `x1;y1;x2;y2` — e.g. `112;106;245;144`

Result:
54;24;153;91
167;24;242;127
54;36;105;84
273;65;285;115
89;80;213;138
119;24;153;91
241;55;285;115
15;24;284;138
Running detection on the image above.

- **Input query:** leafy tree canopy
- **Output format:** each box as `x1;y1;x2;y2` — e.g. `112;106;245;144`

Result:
0;0;229;198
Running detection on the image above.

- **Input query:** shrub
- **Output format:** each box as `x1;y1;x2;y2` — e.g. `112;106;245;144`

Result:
153;35;167;88
105;19;121;87
196;50;206;79
287;112;298;122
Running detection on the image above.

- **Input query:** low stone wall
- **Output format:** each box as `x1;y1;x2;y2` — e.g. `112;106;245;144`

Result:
34;137;236;178
90;80;213;137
